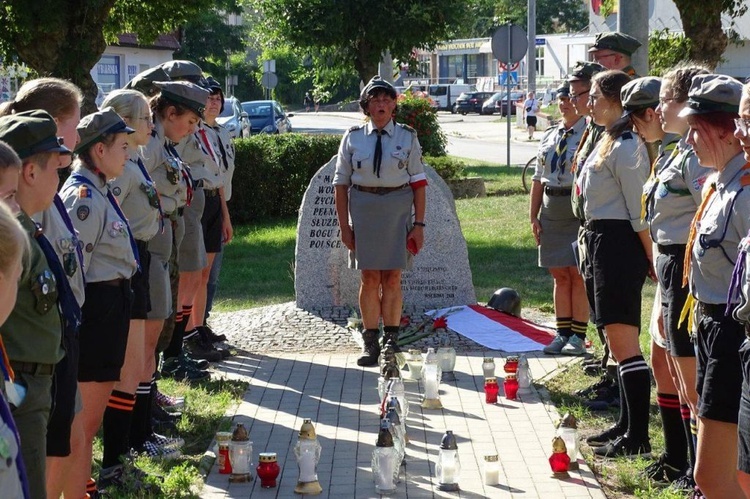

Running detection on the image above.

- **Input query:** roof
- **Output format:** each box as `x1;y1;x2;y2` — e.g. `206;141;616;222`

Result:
115;33;181;51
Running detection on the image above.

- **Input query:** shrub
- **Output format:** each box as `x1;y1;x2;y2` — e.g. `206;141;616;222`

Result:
424;155;465;180
395;92;447;157
230;134;341;223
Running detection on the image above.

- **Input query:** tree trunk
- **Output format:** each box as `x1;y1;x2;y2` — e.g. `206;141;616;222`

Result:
354;40;380;86
673;0;727;70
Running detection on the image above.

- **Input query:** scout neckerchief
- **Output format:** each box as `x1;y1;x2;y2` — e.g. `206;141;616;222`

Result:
197;127;219;165
34;223;81;332
135;157;165;234
373;128;386;178
164;143;194;206
210;125;230;171
551;127;574;174
70;172;140;272
53;193;85;284
641;139;680;222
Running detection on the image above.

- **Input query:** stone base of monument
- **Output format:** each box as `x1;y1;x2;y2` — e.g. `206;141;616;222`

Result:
446;177;486;199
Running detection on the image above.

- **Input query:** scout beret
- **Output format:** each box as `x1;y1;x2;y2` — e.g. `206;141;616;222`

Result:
556;81;571;98
204;76;224;112
160;60;206;87
621;77;661;117
360;76;397;102
0;110;71;159
125;66;171;97
154;81;210;119
588;32;642;56
75;107;134;154
568;61;605;82
678;74;743;117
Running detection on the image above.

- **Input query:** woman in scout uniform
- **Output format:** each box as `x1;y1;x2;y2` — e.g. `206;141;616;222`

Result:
531;82;588;357
577;70;652;459
142;80;211;382
730;80;750;498
59;109;140;492
624;75;707;488
333;76;428;367
680;74;749;498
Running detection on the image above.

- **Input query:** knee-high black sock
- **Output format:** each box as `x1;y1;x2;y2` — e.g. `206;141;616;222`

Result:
571;320;588;340
130;381;153;450
163;305;192;359
682;404;696;473
615;368;629;430
657;393;687;469
597;327;609;368
102;390;136;469
556;317;573;338
619;356;651;442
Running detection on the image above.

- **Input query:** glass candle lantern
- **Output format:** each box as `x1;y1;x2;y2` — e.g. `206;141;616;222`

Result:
229;423;253;483
556;413;579;470
504;374;519;400
385;407;405;469
372;419;398;493
421;362;442;409
549;436;571;478
386;376;409;420
484;377;499;404
401;349;423;381
216;431;233;475
293;419;323;495
256;452;281;488
483;454;500;485
437;430;461;491
503;355;519;374
482;357;495;379
517;354;532;393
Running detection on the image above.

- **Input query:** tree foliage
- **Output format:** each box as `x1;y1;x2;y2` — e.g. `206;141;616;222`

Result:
253;0;470;85
648;29;692;77
461;0;588;38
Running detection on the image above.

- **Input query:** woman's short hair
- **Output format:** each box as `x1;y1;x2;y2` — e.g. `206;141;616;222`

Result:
0;77;83;120
101;89;150;127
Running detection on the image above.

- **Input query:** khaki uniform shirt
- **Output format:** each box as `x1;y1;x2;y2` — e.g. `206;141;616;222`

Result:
109;151;161;242
141;121;189;214
208;123;236;201
1;212;63;364
176;124;223;190
577;130;649;231
571;121;604;221
333;120;427;187
60;167;138;283
532;117;586;187
689;153;750;304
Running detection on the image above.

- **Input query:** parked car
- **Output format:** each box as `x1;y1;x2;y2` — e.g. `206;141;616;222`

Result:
453;91;495;115
241;100;294;134
482;91;525;116
428;83;474;111
217;96;250;139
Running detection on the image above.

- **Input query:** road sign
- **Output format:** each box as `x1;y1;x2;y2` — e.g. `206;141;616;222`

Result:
263;60;276;73
498;71;518;85
261;71;278;89
491;24;529;64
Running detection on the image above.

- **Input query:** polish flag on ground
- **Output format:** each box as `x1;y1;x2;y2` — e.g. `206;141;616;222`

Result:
428;305;555;353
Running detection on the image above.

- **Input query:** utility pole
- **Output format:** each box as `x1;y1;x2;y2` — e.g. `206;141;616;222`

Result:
617;0;649;75
527;0;536;92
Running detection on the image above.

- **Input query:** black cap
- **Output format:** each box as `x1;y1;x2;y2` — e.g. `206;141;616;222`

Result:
588;32;642;56
125;67;171;97
154;81;210;118
75;108;135;154
568;61;605;82
556;81;571;98
621;77;661;117
678;74;743;117
0;110;72;159
359;76;397;110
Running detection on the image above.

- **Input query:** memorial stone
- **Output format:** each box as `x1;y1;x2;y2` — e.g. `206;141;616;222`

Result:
295;157;476;311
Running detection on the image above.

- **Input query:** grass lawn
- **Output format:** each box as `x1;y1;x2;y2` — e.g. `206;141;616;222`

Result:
212;160;671;498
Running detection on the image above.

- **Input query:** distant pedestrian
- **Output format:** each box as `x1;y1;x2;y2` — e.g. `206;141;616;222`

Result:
304;91;312;112
523;91;539;140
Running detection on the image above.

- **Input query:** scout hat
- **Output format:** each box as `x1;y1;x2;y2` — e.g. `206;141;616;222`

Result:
75;107;135;154
205;76;225;112
0;110;72;159
588;32;642;56
160;60;206;86
359;76;397;111
125;66;170;97
621;77;661;117
556;81;571;98
567;61;605;82
154;81;210;119
678;74;743;117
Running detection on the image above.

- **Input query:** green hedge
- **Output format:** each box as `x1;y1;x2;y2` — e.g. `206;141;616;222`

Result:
230;134;341;223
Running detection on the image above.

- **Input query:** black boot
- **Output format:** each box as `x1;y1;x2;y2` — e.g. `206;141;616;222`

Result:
383;326;402;353
357;329;381;367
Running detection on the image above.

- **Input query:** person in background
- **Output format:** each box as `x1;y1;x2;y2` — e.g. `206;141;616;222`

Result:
0;141;31;498
304;91;312;112
588;31;642;77
0;110;73;499
530;82;589;357
523;91;539;140
680;74;747;498
333;76;427;367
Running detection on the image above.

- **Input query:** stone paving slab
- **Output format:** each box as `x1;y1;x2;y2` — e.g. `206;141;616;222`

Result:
202;349;606;499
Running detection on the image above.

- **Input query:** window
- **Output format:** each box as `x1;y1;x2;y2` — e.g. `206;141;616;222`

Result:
96;55;121;92
535;47;545;75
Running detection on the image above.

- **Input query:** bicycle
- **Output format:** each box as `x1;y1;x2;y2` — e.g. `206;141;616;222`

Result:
521;156;535;193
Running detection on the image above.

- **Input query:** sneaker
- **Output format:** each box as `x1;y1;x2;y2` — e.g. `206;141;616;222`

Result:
593;435;651;459
561;335;586;356
575;375;613;398
149;432;184;449
671;472;696;491
586;425;626;446
152;403;181;423
184;337;223;362
543;335;568;354
644;454;684;483
154;390;185;411
98;464;162;494
583;363;604;376
140;439;182;460
199;324;226;343
161;357;210;382
180;352;210;370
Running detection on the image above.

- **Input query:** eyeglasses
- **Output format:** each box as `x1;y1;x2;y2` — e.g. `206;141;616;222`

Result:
594;53;618;63
570;90;589;102
735;118;750;138
369;97;394;105
587;94;603;104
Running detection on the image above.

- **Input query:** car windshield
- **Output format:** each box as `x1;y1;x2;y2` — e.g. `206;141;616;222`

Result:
219;104;234;118
244;103;272;118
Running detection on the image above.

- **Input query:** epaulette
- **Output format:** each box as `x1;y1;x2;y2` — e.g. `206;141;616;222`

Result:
621;131;633;140
544;124;556;132
349;125;363;132
398;123;417;134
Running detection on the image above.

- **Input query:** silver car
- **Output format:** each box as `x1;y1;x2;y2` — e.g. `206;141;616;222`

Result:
217;96;250;139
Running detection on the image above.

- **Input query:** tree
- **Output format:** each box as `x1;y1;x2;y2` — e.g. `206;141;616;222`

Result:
671;0;747;69
254;0;471;85
648;29;692;76
461;0;588;38
0;0;215;112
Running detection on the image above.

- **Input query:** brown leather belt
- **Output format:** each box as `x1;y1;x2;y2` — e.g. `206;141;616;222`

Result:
544;185;571;196
11;361;54;376
204;189;220;197
97;278;125;287
352;184;409;195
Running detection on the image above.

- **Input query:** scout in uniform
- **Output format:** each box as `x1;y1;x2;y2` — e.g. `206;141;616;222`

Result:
0;110;74;499
333;76;428;367
59;109;140;493
529;82;589;357
588;31;642;76
680;74;748;498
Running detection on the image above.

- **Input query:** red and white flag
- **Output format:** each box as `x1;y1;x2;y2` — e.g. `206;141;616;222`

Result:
429;305;555;352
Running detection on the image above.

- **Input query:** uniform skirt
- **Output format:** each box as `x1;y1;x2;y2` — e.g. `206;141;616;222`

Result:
147;220;173;320
178;188;207;272
348;186;414;270
538;192;578;268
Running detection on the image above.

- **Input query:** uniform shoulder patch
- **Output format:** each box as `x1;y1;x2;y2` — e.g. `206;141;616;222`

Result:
398;123;417;134
78;185;92;199
76;205;90;221
349;125;364;132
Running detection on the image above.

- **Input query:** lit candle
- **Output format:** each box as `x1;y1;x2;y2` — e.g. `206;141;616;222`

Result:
483;454;500;485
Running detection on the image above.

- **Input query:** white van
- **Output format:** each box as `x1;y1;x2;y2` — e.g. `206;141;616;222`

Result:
428;84;475;111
